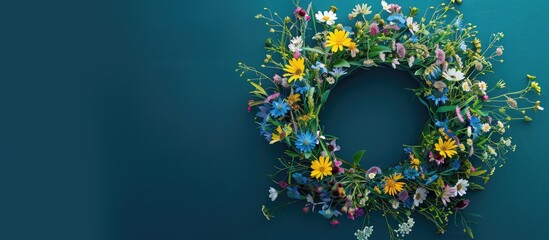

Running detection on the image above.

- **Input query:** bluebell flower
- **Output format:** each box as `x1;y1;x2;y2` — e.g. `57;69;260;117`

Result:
269;98;290;117
426;174;439;185
311;61;328;74
292;172;308;184
427;88;449;105
319;190;332;203
286;186;301;199
256;105;269;119
295;130;317;153
403;168;419;180
329;67;347;78
387;13;405;28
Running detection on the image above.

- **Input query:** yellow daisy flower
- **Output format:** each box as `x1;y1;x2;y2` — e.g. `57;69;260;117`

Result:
410;154;421;171
283;58;305;83
270;124;292;144
310;156;333;180
326;29;352;53
531;81;541;95
434;137;458;158
384;173;405;196
287;93;301;109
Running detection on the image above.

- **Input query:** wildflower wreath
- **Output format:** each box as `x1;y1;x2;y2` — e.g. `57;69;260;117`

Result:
238;0;543;239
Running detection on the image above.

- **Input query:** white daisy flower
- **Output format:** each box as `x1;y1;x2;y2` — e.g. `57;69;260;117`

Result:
455;179;469;196
481;123;491;132
268;187;278;201
406;17;419;34
413;187;428;207
478;81;488;92
461;81;471;92
381;1;390;13
315;10;337;26
351;3;372;17
467;138;473;146
442;68;465;81
288;36;303;52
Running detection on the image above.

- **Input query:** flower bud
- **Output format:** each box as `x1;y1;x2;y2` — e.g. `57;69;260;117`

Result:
524;116;532;122
355;21;363;29
456;0;463;4
336;23;343;30
410;7;419;17
496;47;503;56
330;6;338;13
373;14;381;20
284;16;291;23
363;59;375;67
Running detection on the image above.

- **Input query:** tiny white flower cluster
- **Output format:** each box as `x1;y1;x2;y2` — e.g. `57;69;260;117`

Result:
394;217;415;238
355;226;374;240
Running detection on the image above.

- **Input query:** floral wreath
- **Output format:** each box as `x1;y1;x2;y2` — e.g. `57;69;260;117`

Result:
238;0;542;239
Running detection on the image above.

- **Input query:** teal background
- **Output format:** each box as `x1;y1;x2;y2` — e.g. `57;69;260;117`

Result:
1;0;548;239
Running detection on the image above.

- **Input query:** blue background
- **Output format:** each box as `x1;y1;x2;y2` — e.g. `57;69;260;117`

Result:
1;0;547;239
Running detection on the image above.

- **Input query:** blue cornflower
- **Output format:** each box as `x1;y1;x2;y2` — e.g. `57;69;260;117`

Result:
404;147;412;154
427;88;449;105
269;98;290;118
258;119;272;142
319;208;341;219
451;159;460;171
294;81;312;94
387;13;406;28
425;66;441;82
403;168;420;180
426;174;439;185
410;35;419;43
329;67;347;78
404;198;413;209
292;172;308;184
286;186;301;199
436;119;455;138
469;116;482;139
311;61;328;74
295;130;317;153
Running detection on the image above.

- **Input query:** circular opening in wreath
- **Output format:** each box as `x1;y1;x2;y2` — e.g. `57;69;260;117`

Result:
321;68;429;169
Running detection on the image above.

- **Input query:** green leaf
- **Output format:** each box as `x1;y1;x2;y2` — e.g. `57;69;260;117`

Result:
469;169;487;177
468;182;485;190
321;89;331;106
333;59;350;68
436;105;457;113
348;61;364;66
466;227;475;239
302;47;326;55
367;45;391;58
414;68;424;76
353;150;366;165
249;81;267;96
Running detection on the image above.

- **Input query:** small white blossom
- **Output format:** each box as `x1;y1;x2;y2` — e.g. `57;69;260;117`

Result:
467;138;473;146
355;226;374;240
391;199;399;209
268;187;278;201
368;172;376;179
394;217;415;238
478;81;488;92
482;123;491;133
351;3;372;17
467;126;472;137
288;36;303;52
408;56;415;67
487;145;497;156
461;81;471;92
